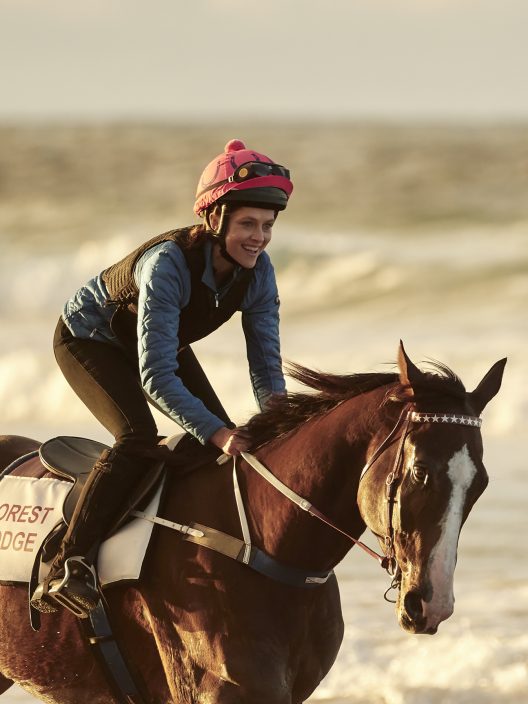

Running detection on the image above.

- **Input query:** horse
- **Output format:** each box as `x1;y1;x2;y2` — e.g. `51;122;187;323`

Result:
0;344;505;703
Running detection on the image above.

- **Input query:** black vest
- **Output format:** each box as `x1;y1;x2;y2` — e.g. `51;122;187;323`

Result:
102;226;254;362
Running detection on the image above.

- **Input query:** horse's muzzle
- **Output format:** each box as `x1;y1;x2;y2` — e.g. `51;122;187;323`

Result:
399;589;425;633
399;585;454;634
398;588;439;634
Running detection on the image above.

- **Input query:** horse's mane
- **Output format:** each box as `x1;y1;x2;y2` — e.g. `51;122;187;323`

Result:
246;361;466;449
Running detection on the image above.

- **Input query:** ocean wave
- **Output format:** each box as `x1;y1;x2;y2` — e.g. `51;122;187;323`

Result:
311;626;528;702
0;340;524;439
0;226;524;436
1;225;526;318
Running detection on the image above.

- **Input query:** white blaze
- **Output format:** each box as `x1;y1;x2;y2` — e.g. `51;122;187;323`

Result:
423;444;477;627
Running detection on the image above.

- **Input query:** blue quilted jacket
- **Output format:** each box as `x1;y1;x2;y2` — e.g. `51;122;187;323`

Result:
62;239;286;444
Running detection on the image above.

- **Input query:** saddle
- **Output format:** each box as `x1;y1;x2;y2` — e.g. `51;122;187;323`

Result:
39;436;110;525
35;432;222;529
35;435;168;567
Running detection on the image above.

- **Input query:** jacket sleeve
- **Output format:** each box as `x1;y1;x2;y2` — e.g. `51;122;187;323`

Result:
241;253;286;410
135;243;226;444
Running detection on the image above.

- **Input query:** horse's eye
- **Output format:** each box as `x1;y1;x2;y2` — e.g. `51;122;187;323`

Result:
412;463;428;484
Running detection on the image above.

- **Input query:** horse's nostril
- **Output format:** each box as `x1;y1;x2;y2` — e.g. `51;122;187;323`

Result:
403;591;423;620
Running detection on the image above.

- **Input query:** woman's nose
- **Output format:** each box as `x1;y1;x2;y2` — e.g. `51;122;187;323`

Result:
251;227;266;242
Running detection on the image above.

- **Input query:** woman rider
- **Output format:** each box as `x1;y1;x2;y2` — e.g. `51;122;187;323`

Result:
31;138;293;616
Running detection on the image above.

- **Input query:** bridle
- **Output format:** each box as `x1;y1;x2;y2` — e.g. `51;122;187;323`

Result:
359;405;483;576
240;403;483;584
359;404;414;577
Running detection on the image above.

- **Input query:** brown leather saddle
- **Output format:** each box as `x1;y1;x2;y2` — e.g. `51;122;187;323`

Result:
39;436;110;525
39;436;164;529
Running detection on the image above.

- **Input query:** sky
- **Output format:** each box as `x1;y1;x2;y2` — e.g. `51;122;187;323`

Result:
1;0;528;121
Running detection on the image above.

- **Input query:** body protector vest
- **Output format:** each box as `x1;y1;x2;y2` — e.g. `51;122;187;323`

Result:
102;226;254;363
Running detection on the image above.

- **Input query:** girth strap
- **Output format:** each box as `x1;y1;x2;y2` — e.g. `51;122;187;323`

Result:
133;513;333;588
83;595;148;704
182;519;333;588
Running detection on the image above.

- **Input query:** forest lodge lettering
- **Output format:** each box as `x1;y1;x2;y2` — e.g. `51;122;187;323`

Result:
0;503;55;554
0;503;54;524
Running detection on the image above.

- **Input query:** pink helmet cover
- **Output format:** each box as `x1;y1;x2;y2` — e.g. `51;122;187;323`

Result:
194;139;293;216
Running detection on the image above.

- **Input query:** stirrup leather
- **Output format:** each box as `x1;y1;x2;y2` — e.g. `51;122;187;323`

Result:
47;556;99;618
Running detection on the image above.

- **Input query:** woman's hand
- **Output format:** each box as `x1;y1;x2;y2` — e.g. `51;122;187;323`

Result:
209;426;250;456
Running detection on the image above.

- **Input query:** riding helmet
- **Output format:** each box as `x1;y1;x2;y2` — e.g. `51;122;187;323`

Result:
194;139;293;218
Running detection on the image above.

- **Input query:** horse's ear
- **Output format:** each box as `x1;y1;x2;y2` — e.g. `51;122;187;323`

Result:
468;358;507;415
397;341;423;390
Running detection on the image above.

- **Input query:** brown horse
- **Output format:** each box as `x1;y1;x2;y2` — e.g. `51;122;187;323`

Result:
0;345;505;703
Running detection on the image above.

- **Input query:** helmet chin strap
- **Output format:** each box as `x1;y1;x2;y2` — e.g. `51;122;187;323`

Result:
205;204;246;269
219;240;242;268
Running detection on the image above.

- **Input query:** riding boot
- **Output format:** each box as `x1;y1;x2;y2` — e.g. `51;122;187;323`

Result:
30;446;159;617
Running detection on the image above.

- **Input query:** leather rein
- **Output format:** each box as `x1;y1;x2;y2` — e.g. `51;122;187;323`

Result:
240;403;483;578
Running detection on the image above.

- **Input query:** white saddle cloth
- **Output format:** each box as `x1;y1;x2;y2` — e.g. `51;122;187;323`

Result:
0;474;162;587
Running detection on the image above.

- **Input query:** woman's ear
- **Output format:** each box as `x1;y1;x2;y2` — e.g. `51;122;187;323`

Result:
208;207;221;232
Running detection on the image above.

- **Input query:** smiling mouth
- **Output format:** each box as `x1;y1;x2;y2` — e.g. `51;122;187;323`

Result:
241;245;260;256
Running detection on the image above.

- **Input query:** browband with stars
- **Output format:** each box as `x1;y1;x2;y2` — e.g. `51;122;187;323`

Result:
409;412;482;427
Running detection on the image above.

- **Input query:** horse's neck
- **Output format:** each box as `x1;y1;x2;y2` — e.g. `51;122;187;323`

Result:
243;390;387;572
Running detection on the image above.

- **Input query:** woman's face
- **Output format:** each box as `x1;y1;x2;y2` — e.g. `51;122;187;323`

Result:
223;207;276;268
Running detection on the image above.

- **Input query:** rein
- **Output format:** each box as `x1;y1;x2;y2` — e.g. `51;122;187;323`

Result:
135;406;484;591
238;405;413;575
238;453;389;568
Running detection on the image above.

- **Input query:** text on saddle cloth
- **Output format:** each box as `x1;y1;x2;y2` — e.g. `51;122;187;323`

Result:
0;455;163;587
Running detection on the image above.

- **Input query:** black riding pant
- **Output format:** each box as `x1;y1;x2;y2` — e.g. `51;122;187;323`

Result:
53;317;231;457
47;317;231;567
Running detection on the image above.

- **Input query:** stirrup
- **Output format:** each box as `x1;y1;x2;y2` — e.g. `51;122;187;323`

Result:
47;557;100;619
29;584;58;614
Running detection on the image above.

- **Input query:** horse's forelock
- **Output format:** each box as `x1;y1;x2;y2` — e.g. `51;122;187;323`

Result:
387;362;466;405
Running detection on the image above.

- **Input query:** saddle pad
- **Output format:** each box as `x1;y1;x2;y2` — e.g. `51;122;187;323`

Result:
0;473;163;588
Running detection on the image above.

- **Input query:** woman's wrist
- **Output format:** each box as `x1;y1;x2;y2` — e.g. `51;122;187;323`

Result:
209;426;231;450
209;425;251;456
